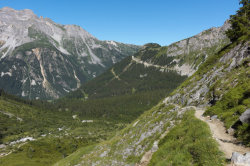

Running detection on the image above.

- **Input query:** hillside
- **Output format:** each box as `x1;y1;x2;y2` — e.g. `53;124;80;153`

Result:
55;40;249;166
54;3;250;165
0;7;140;100
1;2;249;166
53;22;230;126
0;18;232;166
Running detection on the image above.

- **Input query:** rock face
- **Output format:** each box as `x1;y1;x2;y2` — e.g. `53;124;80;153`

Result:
168;42;249;107
231;152;250;166
135;21;230;77
240;109;250;124
0;7;140;99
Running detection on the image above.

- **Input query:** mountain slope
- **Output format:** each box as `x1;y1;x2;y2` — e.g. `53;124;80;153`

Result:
55;41;249;166
66;21;230;100
54;20;250;166
57;22;230;126
0;7;140;100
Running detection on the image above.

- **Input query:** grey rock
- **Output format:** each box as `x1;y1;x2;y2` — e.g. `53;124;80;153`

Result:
0;144;6;149
240;109;250;124
99;151;108;158
211;115;218;120
231;152;250;166
227;127;235;135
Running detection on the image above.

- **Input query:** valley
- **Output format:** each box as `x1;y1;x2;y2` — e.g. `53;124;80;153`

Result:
0;1;249;166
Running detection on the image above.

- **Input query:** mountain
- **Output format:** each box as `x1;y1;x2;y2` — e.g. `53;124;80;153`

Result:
66;21;230;100
53;21;230;126
55;33;249;166
0;7;140;100
0;17;233;166
53;5;250;165
2;3;249;165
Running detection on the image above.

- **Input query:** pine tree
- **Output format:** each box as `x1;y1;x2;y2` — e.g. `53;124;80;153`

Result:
226;0;250;42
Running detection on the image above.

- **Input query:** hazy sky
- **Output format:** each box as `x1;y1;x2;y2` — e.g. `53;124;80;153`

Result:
0;0;239;45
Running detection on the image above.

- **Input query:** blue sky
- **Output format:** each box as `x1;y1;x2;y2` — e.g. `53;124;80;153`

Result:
0;0;239;46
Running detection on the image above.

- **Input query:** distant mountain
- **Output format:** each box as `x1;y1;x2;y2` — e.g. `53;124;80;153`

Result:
0;7;140;100
66;21;230;100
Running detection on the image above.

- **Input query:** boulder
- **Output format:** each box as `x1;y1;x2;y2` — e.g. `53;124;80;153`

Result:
227;127;235;135
211;115;218;120
231;152;250;166
0;144;6;149
239;108;250;124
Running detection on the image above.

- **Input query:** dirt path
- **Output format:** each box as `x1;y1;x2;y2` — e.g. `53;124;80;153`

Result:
194;107;250;161
110;68;121;81
132;56;172;71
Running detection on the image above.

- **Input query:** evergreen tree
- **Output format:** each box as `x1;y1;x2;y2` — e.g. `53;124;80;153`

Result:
226;0;250;42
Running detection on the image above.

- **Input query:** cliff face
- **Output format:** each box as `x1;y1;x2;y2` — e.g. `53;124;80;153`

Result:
0;7;140;99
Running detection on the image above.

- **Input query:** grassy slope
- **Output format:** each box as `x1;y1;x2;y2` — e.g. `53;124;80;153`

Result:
0;94;124;166
149;110;225;166
54;103;178;166
170;40;250;146
54;105;225;166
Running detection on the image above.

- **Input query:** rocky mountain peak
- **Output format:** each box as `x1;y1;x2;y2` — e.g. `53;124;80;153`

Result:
0;7;37;19
0;7;140;99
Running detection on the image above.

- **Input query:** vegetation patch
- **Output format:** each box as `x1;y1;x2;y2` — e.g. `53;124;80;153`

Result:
149;110;225;166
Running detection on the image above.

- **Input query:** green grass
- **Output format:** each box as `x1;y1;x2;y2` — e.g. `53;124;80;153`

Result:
149;110;225;166
0;93;127;165
0;137;89;166
54;145;95;166
53;103;177;166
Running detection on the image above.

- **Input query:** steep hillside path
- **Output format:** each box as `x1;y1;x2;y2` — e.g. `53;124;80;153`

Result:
136;102;250;166
194;107;250;160
131;56;173;71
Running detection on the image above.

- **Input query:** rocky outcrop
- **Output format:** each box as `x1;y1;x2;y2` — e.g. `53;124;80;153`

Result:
240;109;250;124
168;42;249;106
231;152;250;166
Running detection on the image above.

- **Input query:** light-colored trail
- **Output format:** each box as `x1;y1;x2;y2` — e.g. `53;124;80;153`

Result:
110;68;121;81
194;107;250;162
136;103;250;166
